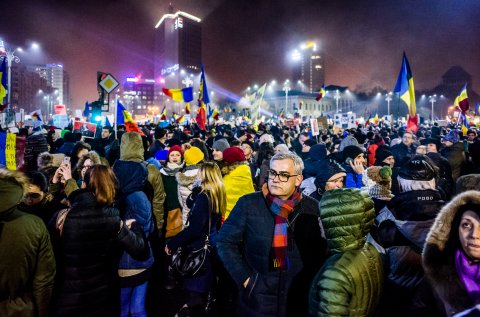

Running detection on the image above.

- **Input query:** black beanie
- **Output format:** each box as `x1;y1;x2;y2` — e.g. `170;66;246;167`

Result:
374;145;393;165
314;160;346;191
342;145;364;162
398;155;436;181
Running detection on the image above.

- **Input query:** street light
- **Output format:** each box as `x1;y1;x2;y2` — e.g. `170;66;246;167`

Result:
429;94;437;122
283;80;291;115
334;90;341;113
385;92;392;116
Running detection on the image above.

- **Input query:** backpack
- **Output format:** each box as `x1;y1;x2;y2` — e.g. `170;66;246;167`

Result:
113;160;154;237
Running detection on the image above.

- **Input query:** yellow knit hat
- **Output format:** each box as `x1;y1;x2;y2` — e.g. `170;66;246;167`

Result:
184;146;205;166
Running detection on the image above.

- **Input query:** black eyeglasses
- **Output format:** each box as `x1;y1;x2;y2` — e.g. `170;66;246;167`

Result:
268;169;298;182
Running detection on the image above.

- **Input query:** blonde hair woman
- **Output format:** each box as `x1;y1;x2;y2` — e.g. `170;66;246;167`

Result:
165;161;226;315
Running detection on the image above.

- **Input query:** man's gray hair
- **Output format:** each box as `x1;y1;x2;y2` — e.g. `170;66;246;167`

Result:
270;151;304;175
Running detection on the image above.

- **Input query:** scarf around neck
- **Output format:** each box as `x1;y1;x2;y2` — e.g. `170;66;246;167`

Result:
455;249;480;303
262;183;302;270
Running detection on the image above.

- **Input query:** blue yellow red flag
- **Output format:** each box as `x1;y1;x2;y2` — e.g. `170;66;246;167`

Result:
394;53;416;117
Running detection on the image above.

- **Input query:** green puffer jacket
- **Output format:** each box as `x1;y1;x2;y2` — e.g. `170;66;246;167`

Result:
309;188;383;317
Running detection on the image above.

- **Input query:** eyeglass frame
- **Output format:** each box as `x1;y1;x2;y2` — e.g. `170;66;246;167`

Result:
267;169;299;182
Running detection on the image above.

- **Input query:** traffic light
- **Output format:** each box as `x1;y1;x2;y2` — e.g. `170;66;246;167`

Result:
90;100;103;123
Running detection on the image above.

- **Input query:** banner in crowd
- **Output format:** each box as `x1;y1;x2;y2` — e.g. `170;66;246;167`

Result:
53;114;69;129
0;132;26;170
334;113;356;129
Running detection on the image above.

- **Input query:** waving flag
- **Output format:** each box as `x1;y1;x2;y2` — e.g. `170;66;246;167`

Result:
475;102;480;116
196;65;209;130
365;114;373;125
315;84;326;101
160;106;167;120
162;87;194;102
176;114;185;124
394;52;418;132
0;58;7;101
116;101;125;125
104;116;111;127
211;108;220;120
454;84;469;114
374;113;379;125
83;101;91;118
185;103;190;114
117;101;144;135
394;53;416;117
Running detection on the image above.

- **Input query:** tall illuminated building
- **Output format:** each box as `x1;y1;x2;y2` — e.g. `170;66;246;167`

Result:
291;41;325;93
154;7;202;93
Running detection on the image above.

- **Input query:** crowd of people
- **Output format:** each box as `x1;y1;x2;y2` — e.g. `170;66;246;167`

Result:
1;118;480;317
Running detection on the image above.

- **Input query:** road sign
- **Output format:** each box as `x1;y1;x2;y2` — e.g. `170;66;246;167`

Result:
99;74;119;93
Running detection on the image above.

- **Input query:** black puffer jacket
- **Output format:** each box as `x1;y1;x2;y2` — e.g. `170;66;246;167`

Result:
440;142;466;182
374;189;444;317
217;192;326;317
50;189;147;317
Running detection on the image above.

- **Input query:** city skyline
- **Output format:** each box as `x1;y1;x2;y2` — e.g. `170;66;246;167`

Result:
1;0;480;109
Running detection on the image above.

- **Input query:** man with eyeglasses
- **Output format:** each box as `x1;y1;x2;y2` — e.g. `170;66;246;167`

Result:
390;131;417;167
217;152;326;317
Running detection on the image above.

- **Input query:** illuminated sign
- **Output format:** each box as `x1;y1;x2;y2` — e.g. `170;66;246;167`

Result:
174;17;183;29
161;64;179;76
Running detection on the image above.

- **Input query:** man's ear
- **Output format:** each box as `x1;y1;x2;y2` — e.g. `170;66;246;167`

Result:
295;175;303;187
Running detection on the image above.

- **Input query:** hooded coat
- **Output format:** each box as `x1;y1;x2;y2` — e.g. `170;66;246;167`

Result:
176;164;202;227
440;141;466;182
308;189;383;317
0;170;56;317
303;144;328;179
422;190;480;316
120;132;165;230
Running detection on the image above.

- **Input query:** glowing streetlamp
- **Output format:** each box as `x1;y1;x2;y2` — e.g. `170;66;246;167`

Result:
283;80;291;115
429;95;437;122
0;40;21;112
334;90;341;113
385;92;392;116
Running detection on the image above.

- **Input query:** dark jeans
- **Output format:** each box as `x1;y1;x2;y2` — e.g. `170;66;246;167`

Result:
120;282;148;317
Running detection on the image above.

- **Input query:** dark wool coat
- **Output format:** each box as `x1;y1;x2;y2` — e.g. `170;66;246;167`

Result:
390;142;416;168
50;189;147;317
374;189;444;317
422;190;480;316
217;192;326;317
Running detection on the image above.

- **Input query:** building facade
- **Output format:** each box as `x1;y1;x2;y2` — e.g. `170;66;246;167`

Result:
122;77;156;118
291;41;325;94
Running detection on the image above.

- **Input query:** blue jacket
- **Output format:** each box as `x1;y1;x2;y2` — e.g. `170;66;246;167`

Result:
114;160;154;270
217;192;326;317
342;163;363;189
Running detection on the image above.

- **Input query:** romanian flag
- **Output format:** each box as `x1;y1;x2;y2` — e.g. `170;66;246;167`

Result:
394;53;416;117
176;114;185;124
459;112;469;135
0;58;7;101
365;114;373;125
0;132;26;171
196;65;209;130
211;108;220;120
475;102;480;116
185;103;190;114
374;113;379;125
160;106;167;120
454;84;469;114
162;87;194;102
279;111;285;119
116;101;144;136
315;84;326;101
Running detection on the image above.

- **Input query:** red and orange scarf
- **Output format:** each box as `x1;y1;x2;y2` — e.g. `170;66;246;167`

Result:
262;183;302;270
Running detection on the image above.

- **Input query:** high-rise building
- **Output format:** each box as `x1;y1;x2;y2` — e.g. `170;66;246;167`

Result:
291;41;325;94
28;63;70;108
154;8;202;92
122;77;156;117
10;64;49;114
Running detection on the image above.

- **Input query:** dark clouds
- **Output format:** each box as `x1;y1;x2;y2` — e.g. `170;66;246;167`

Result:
1;0;480;107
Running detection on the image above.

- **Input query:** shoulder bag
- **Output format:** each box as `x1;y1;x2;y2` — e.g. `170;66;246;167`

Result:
170;206;211;278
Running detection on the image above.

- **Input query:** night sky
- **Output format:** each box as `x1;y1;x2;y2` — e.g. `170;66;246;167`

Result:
1;0;480;108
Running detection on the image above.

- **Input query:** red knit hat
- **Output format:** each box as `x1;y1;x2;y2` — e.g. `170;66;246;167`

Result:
223;147;245;164
168;145;183;159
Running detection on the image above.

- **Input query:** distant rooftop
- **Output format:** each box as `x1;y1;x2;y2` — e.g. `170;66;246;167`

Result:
155;11;201;28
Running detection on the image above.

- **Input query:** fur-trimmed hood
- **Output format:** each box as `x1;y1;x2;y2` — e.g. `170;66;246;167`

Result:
0;169;29;214
175;167;199;187
423;190;480;316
